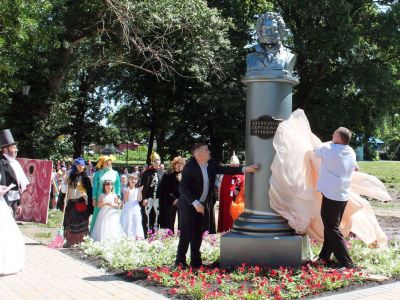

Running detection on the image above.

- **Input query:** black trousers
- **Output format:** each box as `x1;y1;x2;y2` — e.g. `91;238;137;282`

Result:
8;200;19;220
141;206;158;237
319;195;353;267
162;204;178;233
175;206;204;267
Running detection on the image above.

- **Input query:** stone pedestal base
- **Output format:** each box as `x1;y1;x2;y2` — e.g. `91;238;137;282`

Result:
220;232;309;268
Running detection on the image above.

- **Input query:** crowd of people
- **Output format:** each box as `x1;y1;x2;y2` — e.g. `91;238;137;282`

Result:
47;150;246;248
1;120;389;274
0;127;255;275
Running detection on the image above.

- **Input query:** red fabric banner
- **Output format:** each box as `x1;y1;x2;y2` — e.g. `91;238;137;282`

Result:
16;158;52;224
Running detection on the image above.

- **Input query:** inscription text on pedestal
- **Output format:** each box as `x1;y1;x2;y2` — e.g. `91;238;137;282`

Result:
250;115;282;139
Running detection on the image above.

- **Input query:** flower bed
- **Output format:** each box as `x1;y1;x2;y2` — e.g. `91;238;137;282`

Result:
78;230;400;299
144;263;364;299
79;229;220;270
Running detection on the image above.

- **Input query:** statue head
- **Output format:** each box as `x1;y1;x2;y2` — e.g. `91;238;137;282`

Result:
256;12;287;45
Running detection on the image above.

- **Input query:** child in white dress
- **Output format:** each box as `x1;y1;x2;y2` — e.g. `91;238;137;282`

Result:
120;174;144;239
90;180;124;242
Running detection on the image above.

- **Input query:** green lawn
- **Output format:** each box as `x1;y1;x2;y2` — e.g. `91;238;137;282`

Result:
358;161;400;209
358;161;400;190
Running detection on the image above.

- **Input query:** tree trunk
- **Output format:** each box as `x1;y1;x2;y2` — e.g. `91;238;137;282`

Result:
155;129;166;162
207;119;224;163
73;139;84;159
146;126;155;165
72;71;92;158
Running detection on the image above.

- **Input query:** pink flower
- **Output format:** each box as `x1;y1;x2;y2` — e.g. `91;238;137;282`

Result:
274;285;281;294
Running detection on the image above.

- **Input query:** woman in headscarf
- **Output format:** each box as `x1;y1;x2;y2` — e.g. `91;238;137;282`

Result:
63;158;93;246
89;155;121;233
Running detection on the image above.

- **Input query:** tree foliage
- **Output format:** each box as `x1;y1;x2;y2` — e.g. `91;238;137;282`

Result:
0;0;398;162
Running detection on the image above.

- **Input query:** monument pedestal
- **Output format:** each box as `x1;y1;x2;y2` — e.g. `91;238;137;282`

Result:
221;232;309;268
220;73;310;268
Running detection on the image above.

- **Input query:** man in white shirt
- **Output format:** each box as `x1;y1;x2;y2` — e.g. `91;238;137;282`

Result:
314;127;359;269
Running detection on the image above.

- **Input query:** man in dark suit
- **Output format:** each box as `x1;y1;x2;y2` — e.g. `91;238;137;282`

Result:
0;129;28;219
175;143;259;268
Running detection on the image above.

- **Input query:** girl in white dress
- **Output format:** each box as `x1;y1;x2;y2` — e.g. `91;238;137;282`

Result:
90;180;124;242
120;174;144;239
0;175;25;275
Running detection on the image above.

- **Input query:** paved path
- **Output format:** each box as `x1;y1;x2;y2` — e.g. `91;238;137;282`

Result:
2;236;400;300
315;281;400;300
0;236;167;300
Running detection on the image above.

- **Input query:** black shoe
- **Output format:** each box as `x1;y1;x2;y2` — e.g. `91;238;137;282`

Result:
314;258;334;267
336;264;360;272
174;262;188;269
207;261;220;268
343;263;360;270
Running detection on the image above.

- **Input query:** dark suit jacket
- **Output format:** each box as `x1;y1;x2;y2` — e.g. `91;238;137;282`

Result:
159;171;180;206
0;154;20;205
178;158;243;212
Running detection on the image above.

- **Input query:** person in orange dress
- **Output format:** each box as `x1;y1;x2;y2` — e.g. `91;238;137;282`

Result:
217;152;244;232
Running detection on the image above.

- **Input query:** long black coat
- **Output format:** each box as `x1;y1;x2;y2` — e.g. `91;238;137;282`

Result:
178;158;242;233
159;171;180;229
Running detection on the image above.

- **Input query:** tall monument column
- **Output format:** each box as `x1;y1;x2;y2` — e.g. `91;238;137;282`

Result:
220;12;309;268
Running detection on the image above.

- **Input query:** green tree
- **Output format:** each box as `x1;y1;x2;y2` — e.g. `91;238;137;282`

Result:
271;0;399;149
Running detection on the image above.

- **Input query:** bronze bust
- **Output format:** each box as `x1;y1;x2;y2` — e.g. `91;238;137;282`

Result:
246;12;296;76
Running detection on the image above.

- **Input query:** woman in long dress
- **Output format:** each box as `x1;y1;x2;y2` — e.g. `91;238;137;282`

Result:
91;180;124;242
120;174;144;239
63;158;93;246
0;177;25;275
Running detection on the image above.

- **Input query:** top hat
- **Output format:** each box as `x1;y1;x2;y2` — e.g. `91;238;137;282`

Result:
0;129;16;148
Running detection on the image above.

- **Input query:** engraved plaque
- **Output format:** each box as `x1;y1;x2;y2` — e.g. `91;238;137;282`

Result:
250;115;282;139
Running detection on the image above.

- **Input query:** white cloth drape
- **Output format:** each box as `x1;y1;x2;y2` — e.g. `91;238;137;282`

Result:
269;109;390;247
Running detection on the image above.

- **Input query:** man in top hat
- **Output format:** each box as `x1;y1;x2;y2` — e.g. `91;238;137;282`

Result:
0;129;29;219
217;151;245;232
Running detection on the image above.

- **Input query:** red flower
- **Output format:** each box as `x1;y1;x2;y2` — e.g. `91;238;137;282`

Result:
274;285;281;294
172;271;180;278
